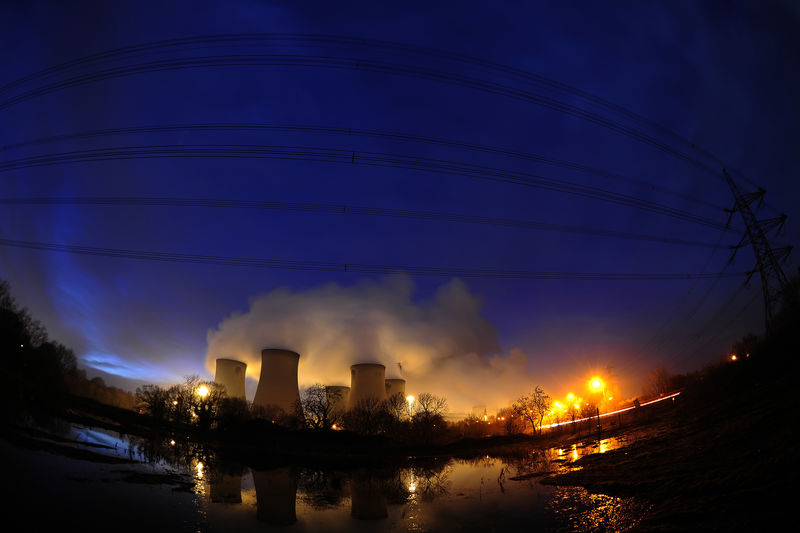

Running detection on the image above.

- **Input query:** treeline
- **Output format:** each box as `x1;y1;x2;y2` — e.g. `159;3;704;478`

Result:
0;279;135;420
135;380;452;445
642;269;800;400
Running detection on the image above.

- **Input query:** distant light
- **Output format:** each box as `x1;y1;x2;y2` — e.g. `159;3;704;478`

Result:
197;385;210;398
567;393;574;400
170;439;176;446
173;400;178;406
406;395;415;404
591;378;603;390
730;354;738;361
19;344;24;348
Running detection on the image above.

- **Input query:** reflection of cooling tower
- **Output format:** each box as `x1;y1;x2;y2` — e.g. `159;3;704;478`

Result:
385;378;406;399
348;363;387;409
253;349;302;416
253;468;297;525
210;466;243;503
214;359;247;400
325;385;350;414
350;476;388;520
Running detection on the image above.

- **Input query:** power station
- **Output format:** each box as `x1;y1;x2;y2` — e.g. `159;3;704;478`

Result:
347;363;387;410
325;385;351;414
213;350;409;423
253;349;303;417
214;358;247;400
385;378;406;399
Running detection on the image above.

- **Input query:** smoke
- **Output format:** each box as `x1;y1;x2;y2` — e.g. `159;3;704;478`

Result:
205;275;534;414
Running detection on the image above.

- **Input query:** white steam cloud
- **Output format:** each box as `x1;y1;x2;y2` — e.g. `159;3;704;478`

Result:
205;275;534;414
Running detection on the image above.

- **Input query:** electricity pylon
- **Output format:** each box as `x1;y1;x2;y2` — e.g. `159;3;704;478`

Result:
724;169;792;332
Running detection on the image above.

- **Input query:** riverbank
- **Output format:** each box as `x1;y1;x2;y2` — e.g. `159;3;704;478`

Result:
543;354;796;531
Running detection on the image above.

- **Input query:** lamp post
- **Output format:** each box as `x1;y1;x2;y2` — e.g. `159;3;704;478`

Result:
589;377;605;430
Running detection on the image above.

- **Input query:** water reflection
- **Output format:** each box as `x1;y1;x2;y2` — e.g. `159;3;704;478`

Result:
115;430;643;531
210;465;243;503
254;468;297;525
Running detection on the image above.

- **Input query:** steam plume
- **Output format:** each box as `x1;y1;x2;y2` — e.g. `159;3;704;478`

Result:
205;275;533;413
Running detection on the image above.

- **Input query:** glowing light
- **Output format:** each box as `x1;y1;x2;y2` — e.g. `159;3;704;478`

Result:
408;480;416;493
730;354;738;361
590;378;603;390
173;400;178;406
195;461;204;479
197;384;210;398
169;439;176;446
567;393;574;400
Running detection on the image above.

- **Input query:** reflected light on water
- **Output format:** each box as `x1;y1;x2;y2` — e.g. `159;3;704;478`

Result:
549;487;650;532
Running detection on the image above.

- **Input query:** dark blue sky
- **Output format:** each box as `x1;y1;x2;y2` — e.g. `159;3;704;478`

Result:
1;1;798;412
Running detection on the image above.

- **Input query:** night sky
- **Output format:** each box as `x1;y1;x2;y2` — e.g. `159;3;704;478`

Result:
1;1;798;414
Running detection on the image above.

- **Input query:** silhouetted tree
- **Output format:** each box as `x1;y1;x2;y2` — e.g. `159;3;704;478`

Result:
644;365;673;399
135;384;171;420
497;406;521;435
513;386;551;435
301;383;344;430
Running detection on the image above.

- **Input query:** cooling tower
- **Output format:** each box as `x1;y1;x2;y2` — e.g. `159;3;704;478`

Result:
350;476;388;520
253;349;302;417
348;363;387;410
384;378;406;399
214;358;247;400
254;468;297;525
325;385;350;414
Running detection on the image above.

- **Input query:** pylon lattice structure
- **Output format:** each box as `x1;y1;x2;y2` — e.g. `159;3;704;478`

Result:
724;169;792;332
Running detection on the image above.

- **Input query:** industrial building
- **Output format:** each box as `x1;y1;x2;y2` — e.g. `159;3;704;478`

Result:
325;385;351;414
214;358;247;400
384;378;406;399
253;348;303;417
347;363;387;410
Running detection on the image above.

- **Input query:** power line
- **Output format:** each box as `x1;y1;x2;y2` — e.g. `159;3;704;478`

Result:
0;144;732;230
0;237;749;280
0;195;727;249
1;122;725;211
0;50;727;180
2;33;775;211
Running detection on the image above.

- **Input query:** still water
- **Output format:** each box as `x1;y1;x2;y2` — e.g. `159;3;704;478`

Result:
7;424;650;532
146;431;648;532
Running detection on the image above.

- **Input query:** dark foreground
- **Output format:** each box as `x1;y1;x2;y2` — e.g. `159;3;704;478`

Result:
3;352;796;531
545;354;796;531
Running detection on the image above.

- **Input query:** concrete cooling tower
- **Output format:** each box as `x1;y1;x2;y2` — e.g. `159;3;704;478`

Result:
325;385;350;414
384;378;406;399
214;358;247;400
347;363;387;410
253;349;302;416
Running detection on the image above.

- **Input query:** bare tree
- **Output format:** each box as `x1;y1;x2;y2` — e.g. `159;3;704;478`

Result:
512;386;551;435
413;392;448;417
301;383;344;430
644;366;672;399
385;392;410;420
497;406;521;435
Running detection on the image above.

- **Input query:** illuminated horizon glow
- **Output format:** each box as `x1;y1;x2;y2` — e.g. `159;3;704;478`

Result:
542;391;682;429
81;351;181;382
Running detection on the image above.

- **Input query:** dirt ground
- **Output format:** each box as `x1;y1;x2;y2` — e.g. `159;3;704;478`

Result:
542;356;796;531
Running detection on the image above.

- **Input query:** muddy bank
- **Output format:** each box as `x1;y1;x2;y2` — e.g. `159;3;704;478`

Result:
544;357;796;531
